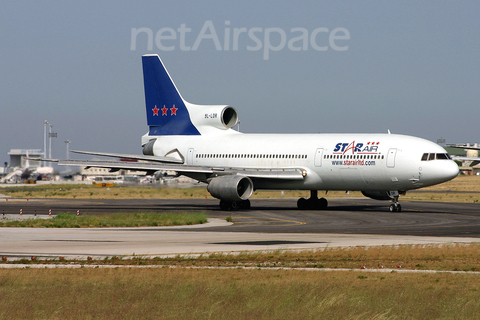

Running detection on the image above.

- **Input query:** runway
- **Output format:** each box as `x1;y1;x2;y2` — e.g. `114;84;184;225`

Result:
1;197;480;260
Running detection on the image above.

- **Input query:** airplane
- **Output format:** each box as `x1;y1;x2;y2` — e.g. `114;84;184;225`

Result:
56;54;459;212
448;144;480;167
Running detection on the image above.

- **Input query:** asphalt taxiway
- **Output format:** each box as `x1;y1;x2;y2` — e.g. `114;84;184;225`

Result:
1;197;480;260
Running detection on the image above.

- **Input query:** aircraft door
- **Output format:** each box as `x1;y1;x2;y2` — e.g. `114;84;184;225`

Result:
387;148;397;168
187;148;194;165
314;148;324;167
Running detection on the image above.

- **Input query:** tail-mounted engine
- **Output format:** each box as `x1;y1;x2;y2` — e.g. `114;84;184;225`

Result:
207;175;253;201
190;105;238;130
142;139;156;156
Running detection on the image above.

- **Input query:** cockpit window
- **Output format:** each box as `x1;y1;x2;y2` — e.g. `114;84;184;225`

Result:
421;153;452;161
436;153;451;160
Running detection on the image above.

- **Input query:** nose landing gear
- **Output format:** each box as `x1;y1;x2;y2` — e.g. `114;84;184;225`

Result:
389;192;402;212
389;203;402;212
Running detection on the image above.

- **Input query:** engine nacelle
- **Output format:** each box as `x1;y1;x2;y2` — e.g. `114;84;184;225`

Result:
190;104;238;130
142;139;156;156
361;191;399;201
207;175;253;201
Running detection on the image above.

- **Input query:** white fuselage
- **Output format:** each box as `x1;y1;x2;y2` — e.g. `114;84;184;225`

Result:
146;130;459;192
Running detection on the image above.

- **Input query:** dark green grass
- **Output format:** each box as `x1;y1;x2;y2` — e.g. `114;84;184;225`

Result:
0;211;208;228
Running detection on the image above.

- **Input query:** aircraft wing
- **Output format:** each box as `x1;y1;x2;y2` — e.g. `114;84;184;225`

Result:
451;156;480;167
56;159;305;181
449;146;480;151
70;150;184;164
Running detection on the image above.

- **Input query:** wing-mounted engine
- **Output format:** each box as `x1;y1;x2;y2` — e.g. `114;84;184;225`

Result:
361;191;399;201
207;175;253;201
189;104;239;131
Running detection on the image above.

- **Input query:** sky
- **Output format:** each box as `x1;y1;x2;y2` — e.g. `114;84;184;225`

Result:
1;1;479;168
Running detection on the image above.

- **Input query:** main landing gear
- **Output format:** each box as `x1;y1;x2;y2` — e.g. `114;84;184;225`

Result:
297;190;328;210
219;199;251;211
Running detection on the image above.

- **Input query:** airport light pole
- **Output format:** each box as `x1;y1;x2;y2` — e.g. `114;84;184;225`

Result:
48;124;52;162
48;124;54;160
43;120;49;166
64;140;71;172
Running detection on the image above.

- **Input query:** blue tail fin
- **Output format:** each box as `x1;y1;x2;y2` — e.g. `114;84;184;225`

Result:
142;54;200;135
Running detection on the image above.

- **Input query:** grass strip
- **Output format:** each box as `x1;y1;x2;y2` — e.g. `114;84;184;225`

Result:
135;242;480;271
0;211;207;228
1;268;480;319
5;243;480;272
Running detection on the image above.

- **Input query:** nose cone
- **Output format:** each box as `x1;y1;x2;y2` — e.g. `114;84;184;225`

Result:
442;161;459;182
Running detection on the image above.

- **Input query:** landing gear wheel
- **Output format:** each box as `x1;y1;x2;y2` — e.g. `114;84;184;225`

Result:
297;198;307;210
220;200;230;211
389;203;402;212
240;199;251;209
230;201;240;210
318;198;328;210
307;198;318;210
219;200;250;211
388;191;402;212
297;192;328;210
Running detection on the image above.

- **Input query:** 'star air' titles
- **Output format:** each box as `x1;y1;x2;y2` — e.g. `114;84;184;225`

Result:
333;141;381;154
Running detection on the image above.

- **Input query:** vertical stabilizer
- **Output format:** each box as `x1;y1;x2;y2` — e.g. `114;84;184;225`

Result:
142;54;200;135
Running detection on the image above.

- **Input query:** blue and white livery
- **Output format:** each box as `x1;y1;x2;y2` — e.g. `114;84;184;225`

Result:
62;54;459;212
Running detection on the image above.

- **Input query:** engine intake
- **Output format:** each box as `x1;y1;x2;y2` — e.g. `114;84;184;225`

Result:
221;106;238;128
190;104;239;130
207;175;253;201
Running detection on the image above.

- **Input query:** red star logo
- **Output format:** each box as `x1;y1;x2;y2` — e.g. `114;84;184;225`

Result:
152;105;159;116
161;105;168;116
170;105;178;116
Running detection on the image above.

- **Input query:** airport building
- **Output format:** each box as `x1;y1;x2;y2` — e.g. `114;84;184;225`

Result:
80;166;145;180
7;149;45;168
